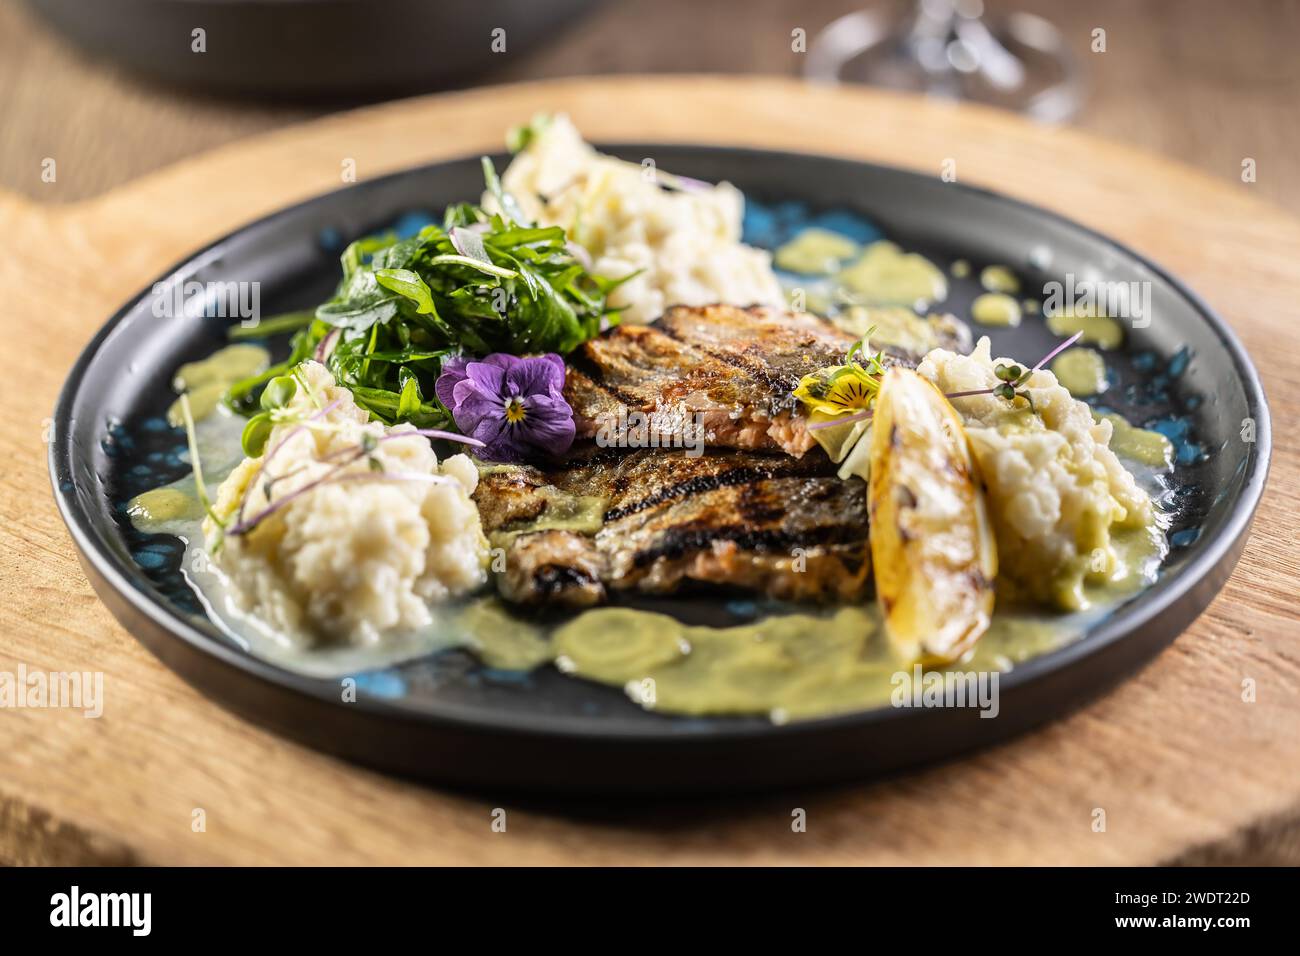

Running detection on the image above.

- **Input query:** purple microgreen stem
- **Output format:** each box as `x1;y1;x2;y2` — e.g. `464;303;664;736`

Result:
945;331;1086;406
228;455;362;537
232;417;483;537
808;409;874;431
1031;330;1084;372
314;328;340;364
234;398;343;528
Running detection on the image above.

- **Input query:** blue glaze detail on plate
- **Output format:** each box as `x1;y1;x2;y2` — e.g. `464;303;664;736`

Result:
743;198;882;250
392;210;438;238
131;548;169;570
1147;415;1207;465
353;670;407;699
317;226;345;253
1132;351;1158;373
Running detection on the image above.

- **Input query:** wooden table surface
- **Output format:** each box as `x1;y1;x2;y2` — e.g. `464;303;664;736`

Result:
1;75;1298;865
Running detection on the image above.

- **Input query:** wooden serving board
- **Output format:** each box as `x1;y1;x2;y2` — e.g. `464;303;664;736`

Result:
1;76;1297;866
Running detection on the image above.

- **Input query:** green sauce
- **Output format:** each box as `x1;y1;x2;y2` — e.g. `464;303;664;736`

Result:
166;381;227;427
1050;347;1108;397
836;241;948;308
555;606;890;718
549;603;1071;720
1045;309;1124;349
970;292;1022;327
833;305;939;355
792;287;835;316
455;601;553;671
173;343;269;392
979;264;1020;294
167;344;270;426
1098;412;1173;468
127;487;203;527
774;228;859;275
491;487;608;547
1103;522;1168;593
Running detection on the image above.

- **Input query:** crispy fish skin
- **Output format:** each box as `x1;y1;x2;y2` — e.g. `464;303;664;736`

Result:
600;473;870;604
471;465;551;530
498;530;608;607
474;446;871;608
564;305;943;458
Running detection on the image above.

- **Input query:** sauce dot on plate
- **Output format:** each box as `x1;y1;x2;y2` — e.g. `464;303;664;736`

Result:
1050;347;1108;397
971;292;1022;327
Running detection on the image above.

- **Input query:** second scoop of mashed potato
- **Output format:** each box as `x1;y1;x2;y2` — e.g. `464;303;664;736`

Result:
493;115;785;324
204;362;489;647
919;338;1156;610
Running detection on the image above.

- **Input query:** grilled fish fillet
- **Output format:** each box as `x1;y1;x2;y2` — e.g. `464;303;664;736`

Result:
564;304;952;458
476;445;871;608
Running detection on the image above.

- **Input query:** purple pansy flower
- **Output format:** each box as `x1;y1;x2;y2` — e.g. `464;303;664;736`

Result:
435;353;575;463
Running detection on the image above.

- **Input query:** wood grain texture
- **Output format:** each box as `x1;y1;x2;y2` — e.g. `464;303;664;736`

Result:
0;76;1297;866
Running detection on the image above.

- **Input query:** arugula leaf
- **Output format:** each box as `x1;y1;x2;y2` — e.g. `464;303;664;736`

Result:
374;268;438;315
425;254;518;279
224;156;627;429
480;156;529;226
396;372;423;421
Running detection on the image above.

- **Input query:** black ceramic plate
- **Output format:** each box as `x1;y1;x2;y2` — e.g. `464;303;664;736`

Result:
50;147;1270;794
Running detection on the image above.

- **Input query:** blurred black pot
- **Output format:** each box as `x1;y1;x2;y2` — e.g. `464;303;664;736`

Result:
26;0;601;99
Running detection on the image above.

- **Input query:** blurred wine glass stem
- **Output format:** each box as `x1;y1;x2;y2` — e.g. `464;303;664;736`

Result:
807;0;1083;123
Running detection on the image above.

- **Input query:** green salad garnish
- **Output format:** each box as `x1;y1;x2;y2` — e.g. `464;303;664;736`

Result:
225;158;631;428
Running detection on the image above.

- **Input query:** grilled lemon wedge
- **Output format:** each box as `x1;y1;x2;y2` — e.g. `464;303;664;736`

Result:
868;368;996;664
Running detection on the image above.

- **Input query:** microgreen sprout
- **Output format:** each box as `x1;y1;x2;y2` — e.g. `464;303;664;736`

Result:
945;331;1084;410
992;362;1035;411
260;375;297;410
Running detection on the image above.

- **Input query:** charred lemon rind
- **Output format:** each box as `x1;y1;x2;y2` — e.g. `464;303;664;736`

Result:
868;368;997;665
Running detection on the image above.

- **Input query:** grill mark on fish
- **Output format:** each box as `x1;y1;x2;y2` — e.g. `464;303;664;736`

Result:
651;321;793;394
534;565;598;593
629;523;863;569
470;305;977;607
563;305;955;458
654;305;850;416
474;444;871;607
602;462;812;522
564;349;648;410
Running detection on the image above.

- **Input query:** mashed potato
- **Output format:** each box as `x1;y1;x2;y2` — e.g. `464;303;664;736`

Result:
919;338;1154;610
204;362;488;646
492;115;784;324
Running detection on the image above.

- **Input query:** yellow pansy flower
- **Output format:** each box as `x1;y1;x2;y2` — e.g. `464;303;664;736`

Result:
792;332;887;419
